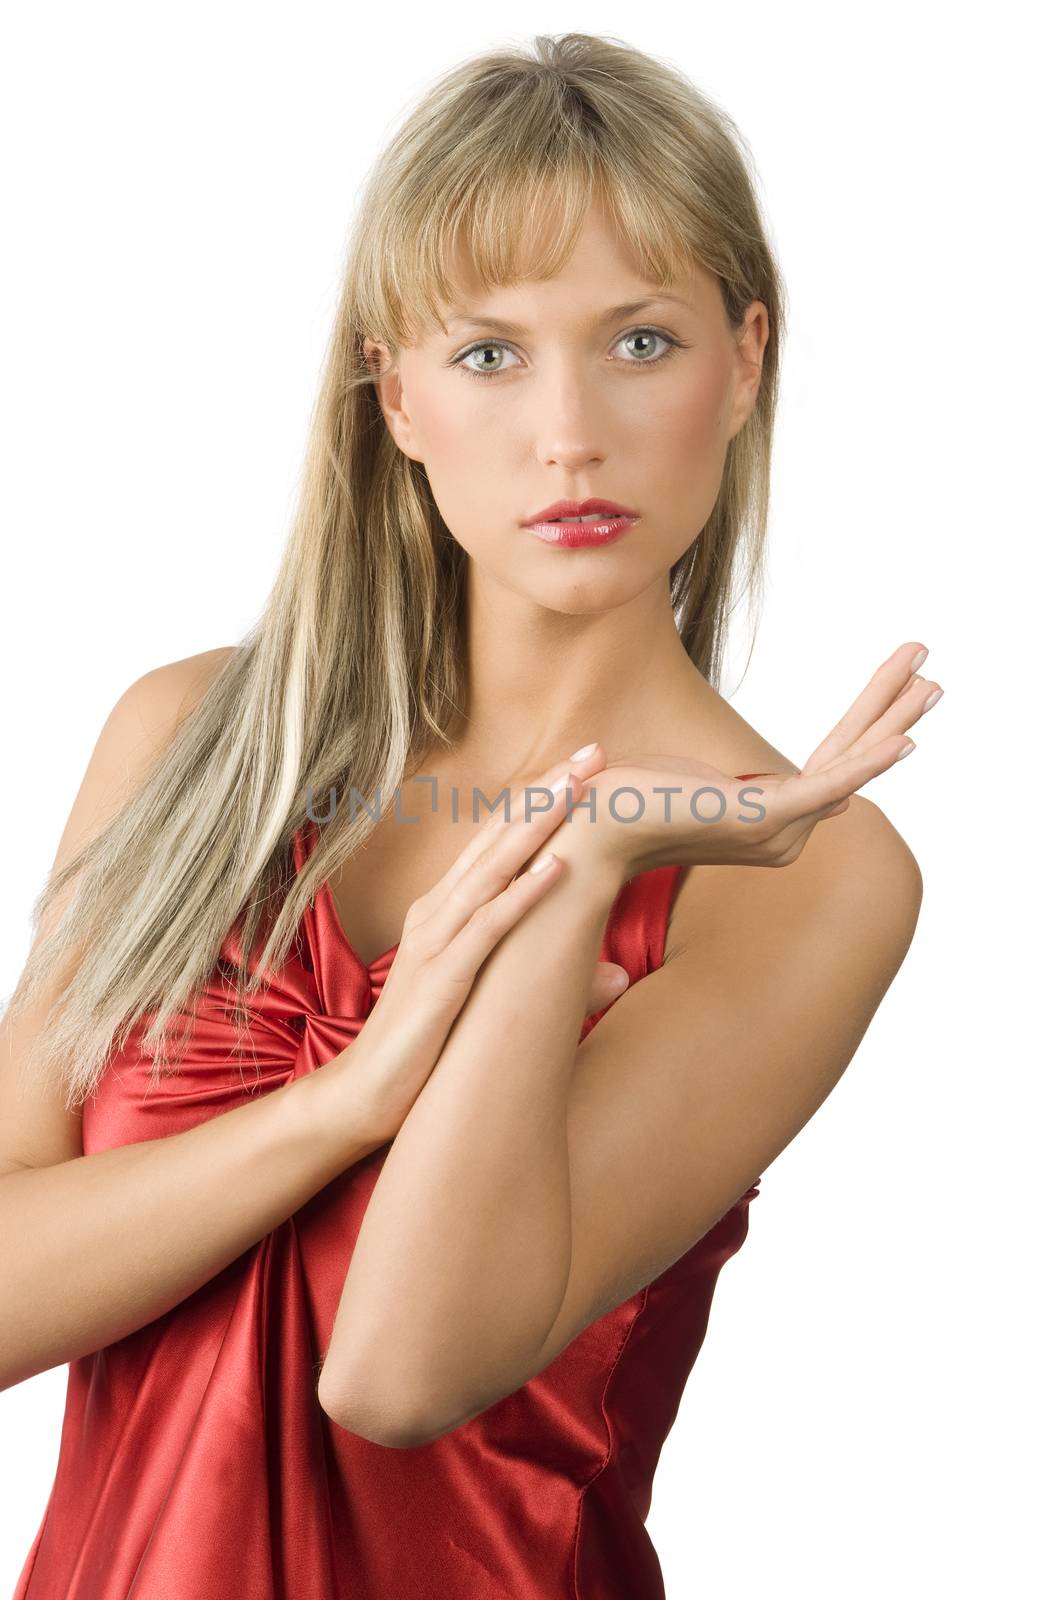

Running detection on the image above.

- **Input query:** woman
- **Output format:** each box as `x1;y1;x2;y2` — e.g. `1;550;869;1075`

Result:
2;32;942;1599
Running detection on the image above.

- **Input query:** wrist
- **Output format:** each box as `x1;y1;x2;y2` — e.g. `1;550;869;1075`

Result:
558;793;645;884
289;1053;390;1170
542;804;631;897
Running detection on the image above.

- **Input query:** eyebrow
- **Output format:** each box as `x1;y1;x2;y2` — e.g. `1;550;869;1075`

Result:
443;293;696;336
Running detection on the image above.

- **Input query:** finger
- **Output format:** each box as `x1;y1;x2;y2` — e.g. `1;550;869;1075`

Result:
586;960;630;1014
397;782;568;978
408;761;583;966
434;850;568;981
802;642;928;774
411;748;607;948
567;740;607;774
843;675;942;762
440;752;601;888
773;734;915;822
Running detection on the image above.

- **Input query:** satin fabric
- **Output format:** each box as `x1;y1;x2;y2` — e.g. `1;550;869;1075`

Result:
15;787;767;1599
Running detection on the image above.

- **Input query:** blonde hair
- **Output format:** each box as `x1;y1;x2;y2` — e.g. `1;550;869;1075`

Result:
4;31;787;1110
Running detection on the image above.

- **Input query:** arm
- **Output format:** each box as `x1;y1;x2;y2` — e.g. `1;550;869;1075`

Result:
318;797;922;1447
0;1057;382;1392
0;649;384;1391
317;829;622;1444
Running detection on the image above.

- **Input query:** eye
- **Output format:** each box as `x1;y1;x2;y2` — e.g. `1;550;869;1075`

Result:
449;326;688;382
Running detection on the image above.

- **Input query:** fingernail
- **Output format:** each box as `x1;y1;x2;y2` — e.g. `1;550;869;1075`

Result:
910;647;928;672
897;740;916;759
922;688;943;711
529;852;556;875
570;742;597;761
550;770;576;795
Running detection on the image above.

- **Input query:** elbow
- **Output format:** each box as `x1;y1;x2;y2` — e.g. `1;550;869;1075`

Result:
317;1368;455;1449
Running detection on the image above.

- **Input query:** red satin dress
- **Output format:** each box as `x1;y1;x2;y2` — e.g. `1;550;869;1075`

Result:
15;784;767;1600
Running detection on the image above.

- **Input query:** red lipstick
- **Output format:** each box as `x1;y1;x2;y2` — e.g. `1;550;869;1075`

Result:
521;497;640;549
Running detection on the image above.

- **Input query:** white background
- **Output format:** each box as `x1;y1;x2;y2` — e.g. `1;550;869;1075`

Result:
1;2;1059;1595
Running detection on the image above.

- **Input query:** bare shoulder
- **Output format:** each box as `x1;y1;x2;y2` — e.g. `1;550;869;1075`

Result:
663;683;923;964
670;788;923;982
0;645;240;1175
132;644;240;729
48;645;241;880
54;647;241;848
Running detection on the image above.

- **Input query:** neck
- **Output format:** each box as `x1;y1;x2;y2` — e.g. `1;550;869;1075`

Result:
439;568;723;786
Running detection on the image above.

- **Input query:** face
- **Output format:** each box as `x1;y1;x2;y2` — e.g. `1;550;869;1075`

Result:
364;198;769;615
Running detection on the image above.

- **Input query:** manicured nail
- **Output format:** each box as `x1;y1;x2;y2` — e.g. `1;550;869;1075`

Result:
550;770;576;795
910;647;928;672
529;852;556;875
570;742;597;760
897;740;916;759
922;688;942;711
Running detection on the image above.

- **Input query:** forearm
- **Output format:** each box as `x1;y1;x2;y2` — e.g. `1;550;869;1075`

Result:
0;1055;381;1391
320;839;623;1440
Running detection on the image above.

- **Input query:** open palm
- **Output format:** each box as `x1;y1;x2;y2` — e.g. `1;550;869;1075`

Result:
574;641;943;875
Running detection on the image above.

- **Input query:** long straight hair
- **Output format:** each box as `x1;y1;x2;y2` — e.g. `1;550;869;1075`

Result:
3;32;787;1110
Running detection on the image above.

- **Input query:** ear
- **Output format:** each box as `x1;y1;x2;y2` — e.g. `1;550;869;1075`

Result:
726;302;770;441
362;338;425;464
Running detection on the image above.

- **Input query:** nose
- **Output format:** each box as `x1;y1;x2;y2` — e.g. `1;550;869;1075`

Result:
534;363;611;472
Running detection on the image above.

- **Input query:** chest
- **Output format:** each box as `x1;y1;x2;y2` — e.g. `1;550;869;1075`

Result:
321;753;770;972
325;795;485;971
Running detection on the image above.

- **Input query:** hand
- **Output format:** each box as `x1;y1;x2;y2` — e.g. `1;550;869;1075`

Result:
337;746;628;1144
565;640;944;877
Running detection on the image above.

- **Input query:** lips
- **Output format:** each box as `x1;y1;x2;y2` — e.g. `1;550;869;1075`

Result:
521;497;638;525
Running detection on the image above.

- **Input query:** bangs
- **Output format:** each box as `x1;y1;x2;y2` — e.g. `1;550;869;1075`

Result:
368;159;702;352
